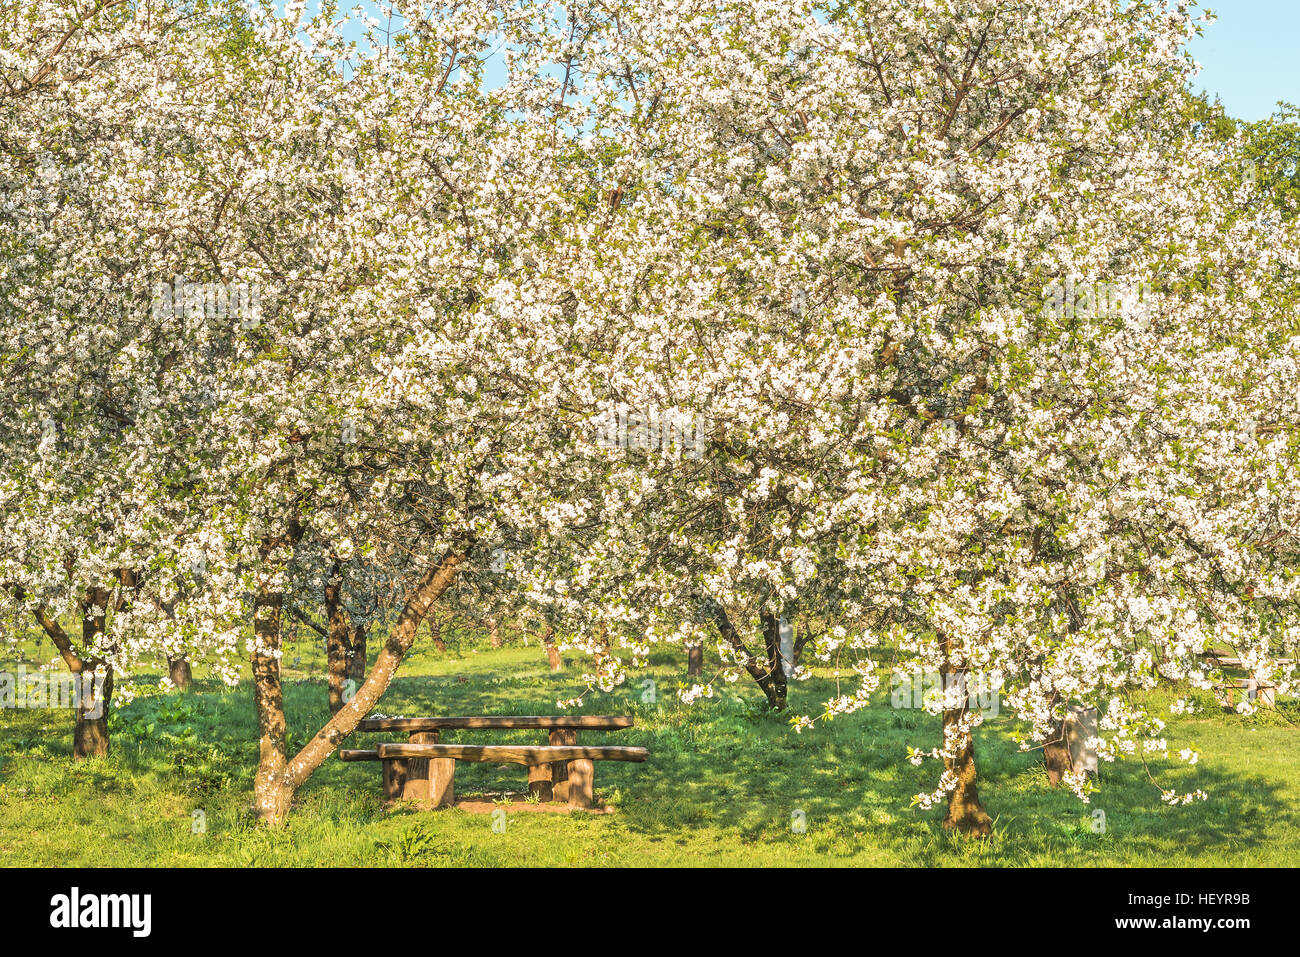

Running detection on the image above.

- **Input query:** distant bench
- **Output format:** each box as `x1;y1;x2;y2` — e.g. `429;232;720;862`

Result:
339;715;648;809
1202;653;1293;710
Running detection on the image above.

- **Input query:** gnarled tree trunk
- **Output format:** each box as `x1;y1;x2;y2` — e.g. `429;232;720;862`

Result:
72;590;113;758
252;564;292;823
324;566;351;715
323;563;368;712
18;585;115;759
168;656;192;691
542;624;562;671
74;667;112;759
937;628;992;836
760;612;789;711
1043;725;1073;787
708;601;787;710
348;622;367;684
251;547;464;826
940;702;992;836
687;644;703;677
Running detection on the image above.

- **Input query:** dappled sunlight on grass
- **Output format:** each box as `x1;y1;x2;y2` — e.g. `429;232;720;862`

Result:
1;641;1297;866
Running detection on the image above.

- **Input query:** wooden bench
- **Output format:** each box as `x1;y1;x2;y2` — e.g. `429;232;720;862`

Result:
1202;653;1292;710
339;715;646;809
1212;678;1277;710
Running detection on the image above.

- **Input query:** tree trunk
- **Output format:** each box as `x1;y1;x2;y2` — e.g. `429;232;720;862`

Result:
687;644;703;677
1043;721;1073;787
489;619;502;649
168;656;192;691
17;585;114;759
73;668;111;759
252;550;464;826
935;627;992;835
430;617;446;652
940;704;993;836
348;622;367;684
73;590;112;758
324;562;351;714
708;600;784;710
760;612;788;711
252;567;291;825
542;625;562;671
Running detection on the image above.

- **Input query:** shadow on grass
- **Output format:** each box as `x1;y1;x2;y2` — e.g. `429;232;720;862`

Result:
4;643;1296;866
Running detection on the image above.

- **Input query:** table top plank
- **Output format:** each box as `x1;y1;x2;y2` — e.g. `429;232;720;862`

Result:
376;743;648;765
357;715;634;732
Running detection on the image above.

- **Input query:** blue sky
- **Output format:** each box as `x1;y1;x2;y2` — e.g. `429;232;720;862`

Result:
287;1;1296;123
1188;1;1299;120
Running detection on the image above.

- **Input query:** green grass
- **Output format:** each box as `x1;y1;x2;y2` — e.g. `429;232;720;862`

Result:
1;636;1298;867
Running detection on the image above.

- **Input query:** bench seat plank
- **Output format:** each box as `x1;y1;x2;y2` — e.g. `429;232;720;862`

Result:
358;715;633;732
376;743;648;765
339;749;380;761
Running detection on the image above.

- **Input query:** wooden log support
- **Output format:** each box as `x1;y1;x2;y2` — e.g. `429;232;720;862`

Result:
338;749;379;761
567;758;594;810
382;755;408;801
402;730;439;802
527;764;554;801
376;743;649;764
343;716;646;811
428;757;456;808
550;728;576;803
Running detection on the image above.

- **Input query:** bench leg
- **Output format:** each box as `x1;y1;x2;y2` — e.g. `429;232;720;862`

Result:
382;759;408;800
428;757;456;808
549;729;574;802
403;731;440;801
527;764;553;801
567;758;594;809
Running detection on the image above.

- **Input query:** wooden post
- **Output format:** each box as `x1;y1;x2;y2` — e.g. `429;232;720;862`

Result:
567;758;594;809
428;757;456;808
382;757;408;801
403;730;439;801
549;729;575;802
527;764;554;801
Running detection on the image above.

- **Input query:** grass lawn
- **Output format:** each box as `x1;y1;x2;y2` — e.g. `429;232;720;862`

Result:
2;635;1297;867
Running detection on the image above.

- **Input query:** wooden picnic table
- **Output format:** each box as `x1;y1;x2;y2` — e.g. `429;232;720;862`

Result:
343;714;643;808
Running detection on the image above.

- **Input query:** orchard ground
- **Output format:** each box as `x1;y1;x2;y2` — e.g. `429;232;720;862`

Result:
1;629;1297;867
